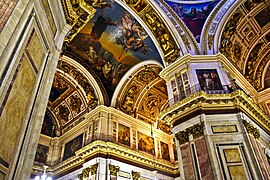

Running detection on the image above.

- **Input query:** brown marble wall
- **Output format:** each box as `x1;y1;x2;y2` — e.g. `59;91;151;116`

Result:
0;0;18;32
258;144;270;177
181;143;195;180
195;137;214;180
249;135;270;179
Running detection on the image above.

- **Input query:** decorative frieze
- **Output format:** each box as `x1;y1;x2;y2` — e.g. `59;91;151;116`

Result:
175;123;204;145
77;163;98;180
109;164;120;176
82;167;90;178
243;120;260;139
89;163;98;175
159;90;270;135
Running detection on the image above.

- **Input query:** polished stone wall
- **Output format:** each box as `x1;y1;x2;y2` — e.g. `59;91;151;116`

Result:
0;0;69;179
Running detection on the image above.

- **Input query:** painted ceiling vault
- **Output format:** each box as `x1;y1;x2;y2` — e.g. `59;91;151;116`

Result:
41;0;270;135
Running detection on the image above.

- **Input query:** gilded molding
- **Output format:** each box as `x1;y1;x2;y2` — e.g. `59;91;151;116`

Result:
142;7;180;63
76;141;179;174
159;90;270;135
57;61;98;108
202;0;231;53
60;0;96;46
154;0;200;54
175;123;204;145
207;34;214;50
243;120;260;139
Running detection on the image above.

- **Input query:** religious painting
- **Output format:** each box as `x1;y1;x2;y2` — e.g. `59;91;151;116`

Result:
161;141;170;161
69;1;162;98
118;123;130;146
137;132;155;155
63;134;83;160
165;0;221;42
255;8;270;28
196;69;222;91
49;76;69;102
41;109;56;137
34;144;49;163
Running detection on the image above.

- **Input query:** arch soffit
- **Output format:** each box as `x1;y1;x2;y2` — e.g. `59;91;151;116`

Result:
111;60;164;107
59;55;105;105
213;0;270;91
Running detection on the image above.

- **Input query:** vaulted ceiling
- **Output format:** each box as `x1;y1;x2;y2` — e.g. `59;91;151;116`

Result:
41;0;270;136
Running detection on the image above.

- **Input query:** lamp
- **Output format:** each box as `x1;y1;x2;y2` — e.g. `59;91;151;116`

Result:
35;165;52;180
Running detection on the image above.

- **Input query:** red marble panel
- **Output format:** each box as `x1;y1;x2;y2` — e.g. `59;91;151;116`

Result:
257;139;270;179
195;138;214;180
181;144;195;180
249;135;268;179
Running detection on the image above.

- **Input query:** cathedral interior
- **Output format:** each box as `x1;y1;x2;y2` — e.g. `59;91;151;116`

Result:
0;0;270;179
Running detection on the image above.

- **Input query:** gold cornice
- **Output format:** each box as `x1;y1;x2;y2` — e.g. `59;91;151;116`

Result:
50;155;83;174
159;90;270;135
60;0;96;45
76;141;179;174
33;140;179;176
243;120;260;139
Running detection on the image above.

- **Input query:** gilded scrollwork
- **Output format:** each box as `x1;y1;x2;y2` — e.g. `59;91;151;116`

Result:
134;67;160;84
60;0;96;48
243;120;260;139
58;61;98;108
123;0;147;13
208;34;214;50
70;94;82;113
131;171;140;180
82;167;90;178
78;173;83;180
121;85;139;115
157;120;172;134
89;163;98;175
175;129;189;145
180;34;191;50
143;10;179;63
244;42;263;89
57;104;70;125
219;12;243;63
175;122;204;145
109;164;120;176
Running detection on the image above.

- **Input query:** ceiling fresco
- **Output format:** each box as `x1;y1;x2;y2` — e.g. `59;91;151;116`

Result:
68;0;162;99
165;0;221;42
